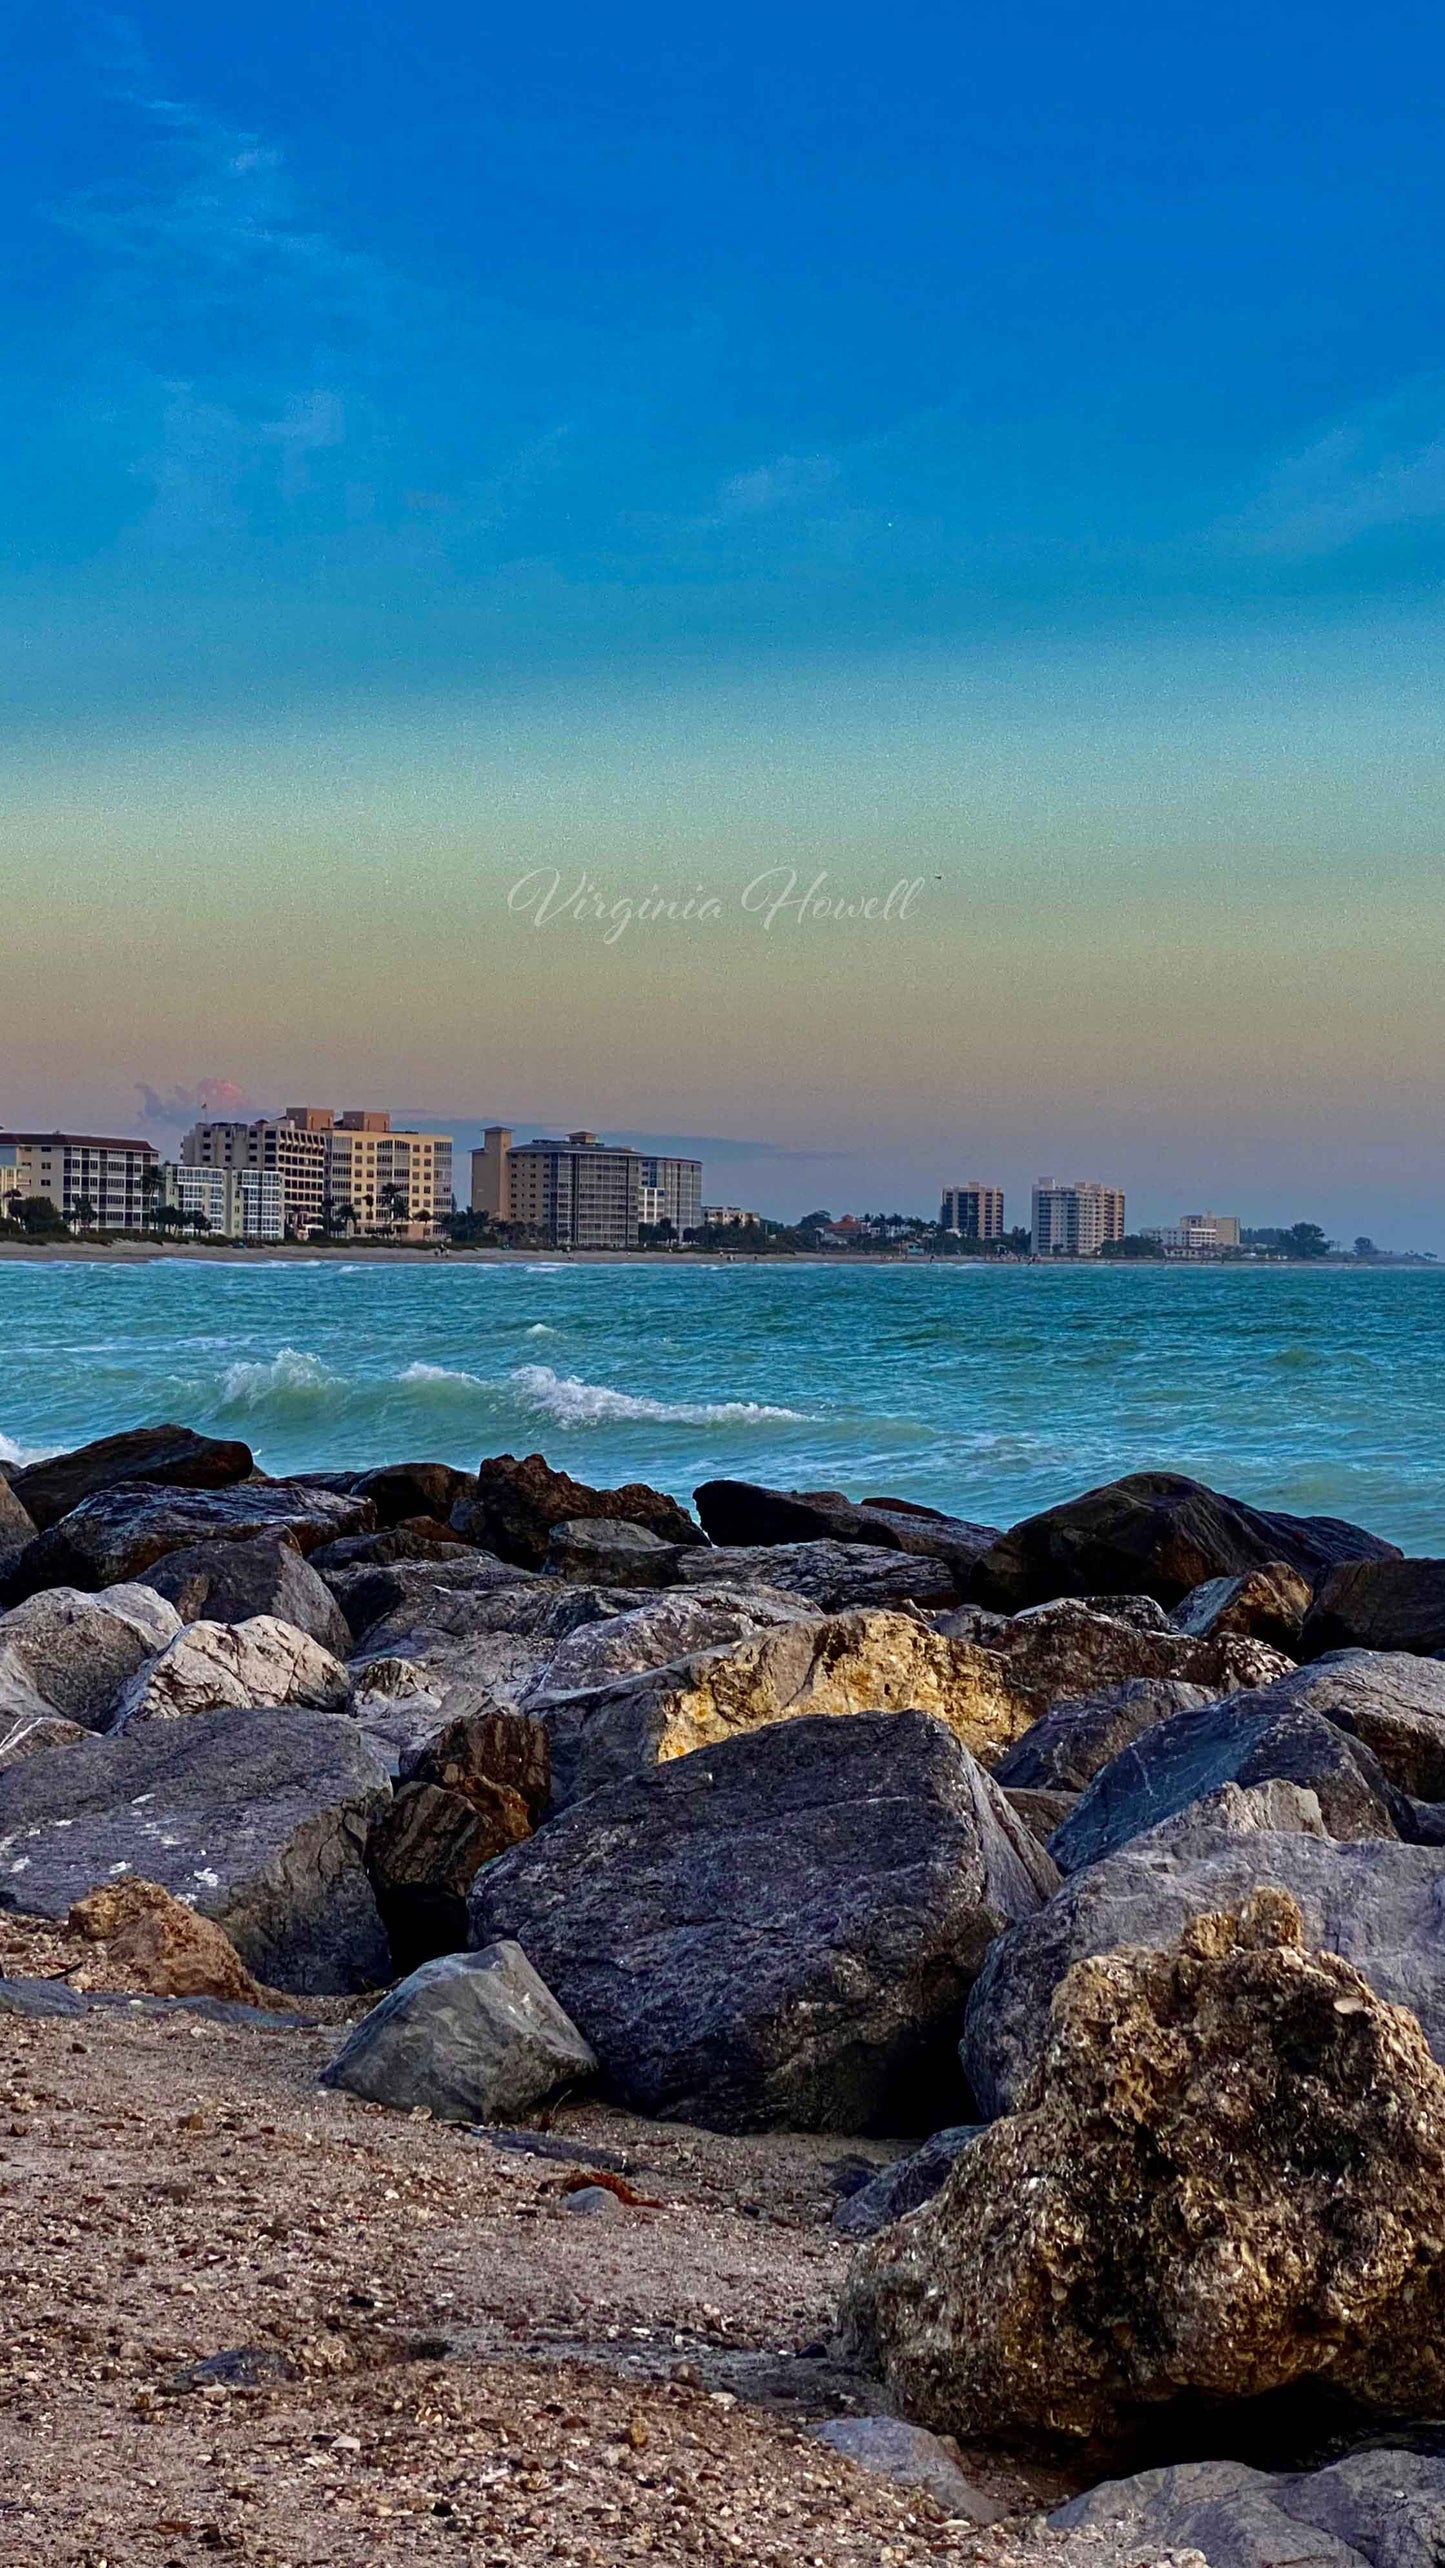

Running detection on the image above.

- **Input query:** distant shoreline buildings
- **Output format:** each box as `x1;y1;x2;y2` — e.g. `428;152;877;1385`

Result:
471;1128;702;1249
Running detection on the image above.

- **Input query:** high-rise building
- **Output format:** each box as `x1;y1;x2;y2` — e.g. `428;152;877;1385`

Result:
0;1131;158;1230
1179;1211;1241;1251
470;1128;703;1249
939;1183;1005;1240
183;1110;451;1238
161;1163;284;1240
1031;1180;1127;1256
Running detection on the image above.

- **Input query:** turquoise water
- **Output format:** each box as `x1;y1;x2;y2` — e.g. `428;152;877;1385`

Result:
0;1257;1441;1550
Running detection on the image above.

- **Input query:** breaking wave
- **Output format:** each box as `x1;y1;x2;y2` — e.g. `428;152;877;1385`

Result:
217;1346;338;1409
397;1361;487;1390
508;1363;807;1428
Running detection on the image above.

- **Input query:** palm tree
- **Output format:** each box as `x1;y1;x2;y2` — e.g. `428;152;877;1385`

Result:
379;1183;411;1236
70;1195;98;1231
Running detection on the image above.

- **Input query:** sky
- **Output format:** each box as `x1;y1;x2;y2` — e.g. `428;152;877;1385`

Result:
3;0;1445;1239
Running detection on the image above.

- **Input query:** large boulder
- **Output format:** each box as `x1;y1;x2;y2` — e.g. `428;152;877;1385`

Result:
1235;1651;1445;1802
365;1781;533;1973
349;1577;650;1708
310;1526;473;1575
672;1541;960;1613
323;1552;524;1647
3;1482;375;1603
1303;1557;1445;1661
844;1890;1445;2452
971;1471;1400;1613
0;1583;182;1730
8;1424;255;1531
543;1518;687;1586
141;1533;353;1657
535;1608;1046;1810
693;1481;997;1591
527;1584;816;1708
320;1942;597;2123
1167;1561;1313;1654
470;1711;1057;2133
991;1679;1218;1793
68;1877;265;2004
351;1461;479;1527
109;1616;351;1731
1048;1693;1405;1874
0;1708;391;1991
1053;2449;1445;2567
939;1596;1291;1709
0;1473;37;1579
454;1452;703;1568
961;1802;1445;2116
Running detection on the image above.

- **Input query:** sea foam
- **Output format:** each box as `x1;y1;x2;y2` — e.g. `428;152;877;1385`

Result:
509;1363;806;1428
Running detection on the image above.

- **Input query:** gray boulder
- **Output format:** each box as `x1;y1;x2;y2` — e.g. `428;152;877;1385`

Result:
1168;1561;1313;1654
349;1577;649;1706
0;1707;391;1991
8;1424;255;1532
471;1711;1057;2133
1048;1695;1405;1874
962;1808;1445;2115
324;1551;523;1645
543;1517;687;1586
1303;1556;1445;1661
992;1678;1218;1792
810;2416;1004;2523
1052;2449;1445;2568
526;1584;816;1707
321;1941;596;2122
0;1583;182;1730
109;1616;351;1731
669;1540;959;1612
142;1534;352;1657
832;2125;984;2239
4;1482;374;1603
693;1480;998;1591
1239;1651;1445;1802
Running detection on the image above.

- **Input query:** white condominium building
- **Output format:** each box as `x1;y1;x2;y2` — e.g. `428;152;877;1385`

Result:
162;1163;284;1241
1032;1180;1127;1256
0;1131;158;1230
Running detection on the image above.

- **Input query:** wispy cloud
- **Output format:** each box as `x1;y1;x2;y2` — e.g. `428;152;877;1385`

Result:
1228;378;1445;558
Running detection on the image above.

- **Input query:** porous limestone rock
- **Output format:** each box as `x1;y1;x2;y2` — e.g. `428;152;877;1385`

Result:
939;1597;1291;1711
844;1889;1445;2451
67;1876;264;2004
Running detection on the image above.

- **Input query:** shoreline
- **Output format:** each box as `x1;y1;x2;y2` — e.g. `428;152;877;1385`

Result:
0;1241;1436;1271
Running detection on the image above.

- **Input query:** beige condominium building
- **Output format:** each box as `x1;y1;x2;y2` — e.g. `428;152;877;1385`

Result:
161;1162;284;1241
184;1109;452;1239
470;1128;703;1249
1031;1179;1127;1256
0;1131;158;1229
939;1182;1005;1240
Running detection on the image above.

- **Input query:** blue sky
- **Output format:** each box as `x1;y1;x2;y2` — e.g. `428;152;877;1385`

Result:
4;2;1445;1238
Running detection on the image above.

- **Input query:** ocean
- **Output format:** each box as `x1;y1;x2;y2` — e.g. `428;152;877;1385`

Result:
1;1256;1441;1550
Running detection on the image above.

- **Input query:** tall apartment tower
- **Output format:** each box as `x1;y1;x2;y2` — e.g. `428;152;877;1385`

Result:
470;1127;513;1219
183;1116;328;1238
470;1129;702;1248
1031;1180;1126;1256
183;1109;451;1239
940;1183;1004;1240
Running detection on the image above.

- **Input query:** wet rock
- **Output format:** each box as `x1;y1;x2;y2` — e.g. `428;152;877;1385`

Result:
1047;1694;1405;1874
366;1778;534;1972
543;1518;686;1585
8;1424;256;1532
961;1795;1445;2115
320;1940;596;2122
1052;2448;1445;2567
845;1890;1445;2452
1167;1561;1313;1654
810;2417;1005;2522
694;1479;998;1589
109;1616;351;1731
1303;1557;1445;1661
673;1541;959;1612
4;1481;375;1603
0;1582;182;1730
831;2126;984;2239
971;1470;1400;1613
471;1711;1057;2133
992;1678;1218;1793
939;1596;1292;1708
0;1707;391;1992
536;1607;1045;1810
142;1534;353;1657
351;1461;479;1527
454;1452;704;1569
67;1876;265;2003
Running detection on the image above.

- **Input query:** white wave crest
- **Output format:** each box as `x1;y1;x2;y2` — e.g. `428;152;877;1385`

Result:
509;1363;807;1428
398;1361;487;1388
218;1346;336;1406
0;1429;53;1467
524;1323;557;1337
